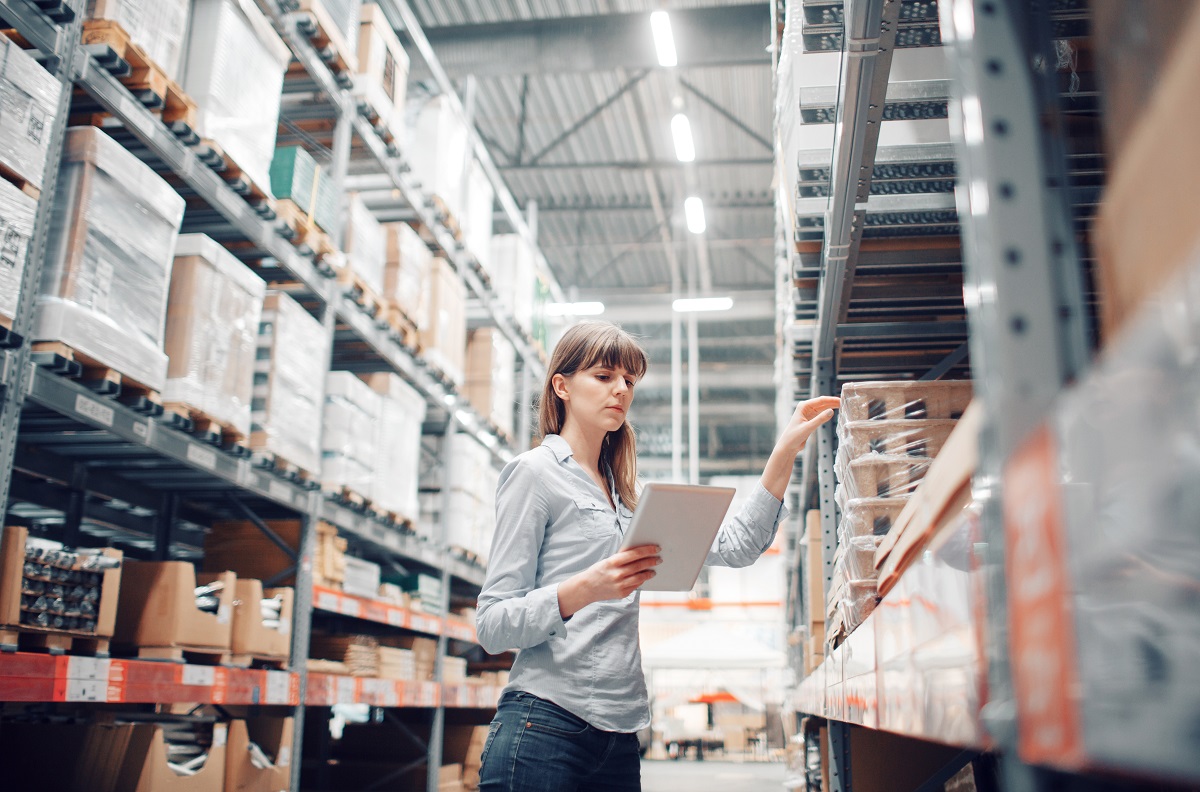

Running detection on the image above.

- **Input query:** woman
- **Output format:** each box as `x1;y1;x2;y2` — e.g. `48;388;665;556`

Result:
475;321;839;792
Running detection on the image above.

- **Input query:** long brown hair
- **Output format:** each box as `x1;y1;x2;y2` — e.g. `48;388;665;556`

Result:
538;322;649;509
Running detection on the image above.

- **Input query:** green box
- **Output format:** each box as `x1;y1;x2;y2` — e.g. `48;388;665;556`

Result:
269;146;339;234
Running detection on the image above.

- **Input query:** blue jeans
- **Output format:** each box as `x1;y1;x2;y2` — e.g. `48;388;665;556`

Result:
478;691;641;792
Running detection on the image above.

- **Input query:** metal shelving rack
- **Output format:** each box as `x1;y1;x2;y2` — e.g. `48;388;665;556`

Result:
776;0;1199;789
0;1;539;790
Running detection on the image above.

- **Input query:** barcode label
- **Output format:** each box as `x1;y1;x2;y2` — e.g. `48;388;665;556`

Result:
182;665;215;686
187;444;217;470
67;657;110;681
264;671;292;704
64;679;105;702
269;481;291;502
74;394;114;427
316;591;339;611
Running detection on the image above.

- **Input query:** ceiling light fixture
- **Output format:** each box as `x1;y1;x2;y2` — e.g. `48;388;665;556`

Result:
650;11;677;68
684;195;706;234
672;297;734;313
671;114;695;163
545;301;605;317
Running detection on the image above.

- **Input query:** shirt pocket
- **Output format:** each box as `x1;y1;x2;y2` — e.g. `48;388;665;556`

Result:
572;495;614;540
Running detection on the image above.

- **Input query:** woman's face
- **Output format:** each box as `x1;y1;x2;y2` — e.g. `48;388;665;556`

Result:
558;363;637;435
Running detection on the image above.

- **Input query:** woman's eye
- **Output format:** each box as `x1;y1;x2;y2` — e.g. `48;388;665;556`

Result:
625;379;634;388
596;374;609;381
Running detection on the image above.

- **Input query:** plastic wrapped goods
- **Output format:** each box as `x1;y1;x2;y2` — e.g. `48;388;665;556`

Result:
835;419;957;467
462;159;494;273
363;372;426;520
465;328;516;438
838;380;972;424
838;498;907;543
407;95;469;218
37;127;185;392
182;0;290;196
85;0;191;81
422;257;467;386
835;454;931;510
344;194;386;296
489;234;536;335
0;34;64;190
270;145;339;234
164;235;266;437
252;292;327;474
354;3;409;134
443;432;499;562
321;372;381;497
0;177;38;324
384;222;431;328
298;0;359;67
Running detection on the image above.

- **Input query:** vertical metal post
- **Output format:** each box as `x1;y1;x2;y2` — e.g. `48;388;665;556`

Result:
289;505;320;792
828;721;852;792
428;420;456;792
814;360;838;607
940;0;1090;755
62;463;88;548
152;492;178;561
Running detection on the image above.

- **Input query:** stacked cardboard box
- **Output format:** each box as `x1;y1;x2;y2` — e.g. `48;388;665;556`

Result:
378;646;416;680
270;145;339;234
203;519;345;589
353;3;409;135
113;563;235;656
422;257;467;385
382;634;437;680
361;372;426;521
227;580;292;665
321;372;382;500
181;0;290;194
344;192;387;296
462;160;494;272
443;655;468;684
408;95;469;221
85;0;191;81
164;234;265;439
801;511;825;671
428;432;499;562
252;292;326;475
37;126;185;392
341;555;381;600
465;328;516;438
0;32;64;191
828;380;972;644
309;633;380;677
384;221;432;330
489;234;536;335
225;716;293;792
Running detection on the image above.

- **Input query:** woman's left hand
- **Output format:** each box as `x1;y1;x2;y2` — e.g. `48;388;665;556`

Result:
778;395;841;454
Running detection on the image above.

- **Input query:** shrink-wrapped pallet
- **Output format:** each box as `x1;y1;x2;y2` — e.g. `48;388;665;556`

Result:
362;372;426;520
489;234;536;335
181;0;290;196
834;419;956;470
85;0;190;81
442;432;498;561
838;497;907;543
0;177;38;326
408;95;469;218
837;379;972;424
297;0;359;68
36;127;184;392
322;371;381;498
465;327;516;438
384;221;431;328
252;292;327;475
354;3;409;134
462;159;494;272
422;257;467;385
0;34;63;191
164;234;265;438
270;145;339;234
344;193;386;296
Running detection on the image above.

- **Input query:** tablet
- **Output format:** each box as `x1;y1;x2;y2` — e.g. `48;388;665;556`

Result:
619;482;736;592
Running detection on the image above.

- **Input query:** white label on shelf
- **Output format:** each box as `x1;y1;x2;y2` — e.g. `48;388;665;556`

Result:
339;598;361;617
182;665;216;686
278;746;291;768
120;97;155;138
64;678;105;702
336;675;357;703
269;481;292;502
316;591;340;612
386;609;406;627
133;421;148;439
66;656;110;681
264;670;291;704
186;444;218;470
74;394;114;427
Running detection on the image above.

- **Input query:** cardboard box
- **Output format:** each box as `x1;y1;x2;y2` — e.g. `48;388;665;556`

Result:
0;525;122;640
803;510;825;632
383;634;436;680
465;328;517;438
409;95;469;218
1094;5;1200;341
0;157;38;325
203;520;345;589
269;145;339;234
0;33;63;189
488;234;536;335
362;372;426;520
344;192;386;295
225;717;293;792
114;562;234;651
341;555;382;600
321;371;381;498
36;126;184;392
384;221;432;328
164;234;265;438
227;579;292;663
421;257;467;386
120;721;228;792
85;0;191;81
354;3;409;135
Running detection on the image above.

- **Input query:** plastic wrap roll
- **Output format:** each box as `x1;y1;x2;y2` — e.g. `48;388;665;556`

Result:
85;0;191;80
364;372;426;519
384;222;431;328
164;234;266;437
838;380;973;424
37;127;185;391
0;34;63;190
0;177;38;322
321;372;381;495
252;292;327;474
344;193;386;296
353;4;409;133
182;0;290;196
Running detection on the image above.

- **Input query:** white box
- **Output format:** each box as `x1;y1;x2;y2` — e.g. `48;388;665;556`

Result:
407;95;469;218
341;555;382;600
0;177;38;323
0;33;62;190
86;0;191;81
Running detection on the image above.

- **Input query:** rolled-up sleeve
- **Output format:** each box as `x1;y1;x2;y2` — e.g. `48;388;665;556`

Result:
705;482;790;568
476;456;569;654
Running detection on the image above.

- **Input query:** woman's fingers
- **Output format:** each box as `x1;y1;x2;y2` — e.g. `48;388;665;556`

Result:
797;395;841;421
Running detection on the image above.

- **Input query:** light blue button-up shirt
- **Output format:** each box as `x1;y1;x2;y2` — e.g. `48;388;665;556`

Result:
476;434;789;733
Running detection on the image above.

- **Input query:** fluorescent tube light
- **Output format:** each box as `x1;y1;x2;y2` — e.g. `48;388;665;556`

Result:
671;114;695;163
545;301;605;317
650;11;677;67
673;297;733;313
684;196;706;234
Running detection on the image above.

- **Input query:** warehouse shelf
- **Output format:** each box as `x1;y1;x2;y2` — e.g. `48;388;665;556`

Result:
312;585;479;642
0;0;68;58
305;674;499;709
0;652;300;706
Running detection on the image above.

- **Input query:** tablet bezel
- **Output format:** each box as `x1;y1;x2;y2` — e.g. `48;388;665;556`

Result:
619;482;736;592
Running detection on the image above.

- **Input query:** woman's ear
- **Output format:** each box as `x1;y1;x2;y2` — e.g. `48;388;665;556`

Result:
551;373;570;401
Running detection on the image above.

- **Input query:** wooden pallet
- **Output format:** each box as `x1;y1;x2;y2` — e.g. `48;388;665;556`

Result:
32;341;162;410
323;484;368;510
0;160;40;200
430;195;463;241
227;652;289;670
249;446;319;487
126;644;231;665
338;269;386;319
193;138;274;208
353;97;397;144
366;507;413;531
163;402;248;450
0;625;110;656
80;20;197;128
275;198;339;258
385;303;421;351
293;0;359;77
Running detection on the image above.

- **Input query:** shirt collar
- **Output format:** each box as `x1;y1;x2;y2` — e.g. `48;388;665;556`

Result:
540;433;574;462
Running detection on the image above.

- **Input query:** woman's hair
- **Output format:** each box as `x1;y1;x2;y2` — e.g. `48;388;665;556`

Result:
538;321;649;509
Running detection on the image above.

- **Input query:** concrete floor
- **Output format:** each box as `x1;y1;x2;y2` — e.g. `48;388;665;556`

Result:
640;759;785;792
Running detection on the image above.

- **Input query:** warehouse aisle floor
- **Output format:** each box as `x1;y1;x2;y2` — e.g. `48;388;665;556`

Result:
641;759;784;791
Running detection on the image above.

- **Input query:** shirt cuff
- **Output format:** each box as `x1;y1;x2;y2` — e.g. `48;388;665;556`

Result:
749;481;790;526
531;583;567;639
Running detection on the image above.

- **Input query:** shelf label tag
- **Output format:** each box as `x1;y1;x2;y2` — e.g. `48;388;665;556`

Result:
187;444;218;470
133;421;148;439
264;670;292;704
74;394;114;427
386;608;407;628
336;675;357;703
64;678;106;702
212;667;229;704
67;656;110;681
182;665;216;687
316;591;340;612
269;480;292;503
339;597;361;617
